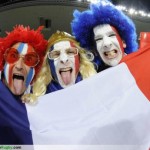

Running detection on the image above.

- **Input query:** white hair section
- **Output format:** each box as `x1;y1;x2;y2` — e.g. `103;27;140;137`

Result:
0;71;1;80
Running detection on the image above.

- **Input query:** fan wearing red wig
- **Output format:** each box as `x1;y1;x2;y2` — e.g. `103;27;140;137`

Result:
0;25;47;102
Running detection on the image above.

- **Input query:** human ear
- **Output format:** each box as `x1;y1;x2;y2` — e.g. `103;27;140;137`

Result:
123;41;126;48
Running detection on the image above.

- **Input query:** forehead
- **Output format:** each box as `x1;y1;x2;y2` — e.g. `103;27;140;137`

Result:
53;41;72;50
93;24;117;36
11;42;35;54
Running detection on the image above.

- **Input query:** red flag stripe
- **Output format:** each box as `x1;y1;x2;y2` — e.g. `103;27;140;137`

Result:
121;45;150;100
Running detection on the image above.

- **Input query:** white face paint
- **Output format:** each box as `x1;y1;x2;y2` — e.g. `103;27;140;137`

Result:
93;24;124;66
51;41;79;88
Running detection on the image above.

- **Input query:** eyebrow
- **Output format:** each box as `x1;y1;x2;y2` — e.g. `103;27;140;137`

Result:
95;31;116;38
94;35;102;40
107;30;116;35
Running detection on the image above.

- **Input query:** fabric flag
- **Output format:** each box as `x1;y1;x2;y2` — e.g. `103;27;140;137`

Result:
0;46;150;150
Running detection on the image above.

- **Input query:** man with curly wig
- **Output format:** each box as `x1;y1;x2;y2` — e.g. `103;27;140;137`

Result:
71;0;138;71
29;31;96;100
0;25;47;144
0;25;47;98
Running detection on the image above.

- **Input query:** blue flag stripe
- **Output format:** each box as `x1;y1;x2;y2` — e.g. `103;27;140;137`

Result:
0;81;33;144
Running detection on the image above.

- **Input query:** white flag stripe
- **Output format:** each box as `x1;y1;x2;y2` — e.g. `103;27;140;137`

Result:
26;63;150;146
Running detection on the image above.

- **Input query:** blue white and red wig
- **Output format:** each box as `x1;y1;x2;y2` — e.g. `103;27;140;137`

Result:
71;0;138;54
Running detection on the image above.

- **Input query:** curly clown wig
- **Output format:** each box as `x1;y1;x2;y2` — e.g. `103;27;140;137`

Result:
0;25;48;79
71;0;138;54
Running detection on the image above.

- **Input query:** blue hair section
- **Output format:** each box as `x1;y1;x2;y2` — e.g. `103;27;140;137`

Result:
71;0;138;54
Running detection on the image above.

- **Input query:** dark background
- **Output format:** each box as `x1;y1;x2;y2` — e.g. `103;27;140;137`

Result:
0;0;150;41
113;0;150;11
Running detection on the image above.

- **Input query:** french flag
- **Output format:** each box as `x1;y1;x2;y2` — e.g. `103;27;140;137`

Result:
0;46;150;150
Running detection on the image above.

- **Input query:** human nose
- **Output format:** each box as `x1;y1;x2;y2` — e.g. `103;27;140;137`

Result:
15;57;24;71
59;52;68;64
102;36;112;49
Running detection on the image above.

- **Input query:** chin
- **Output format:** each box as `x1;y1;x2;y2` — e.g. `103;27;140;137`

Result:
12;90;24;96
109;62;119;67
105;58;121;67
10;87;25;96
60;82;74;88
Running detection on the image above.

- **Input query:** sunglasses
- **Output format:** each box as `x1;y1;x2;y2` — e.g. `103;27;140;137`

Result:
47;47;78;60
4;48;40;67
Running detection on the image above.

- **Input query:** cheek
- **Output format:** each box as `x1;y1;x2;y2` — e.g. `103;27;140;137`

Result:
4;63;14;86
111;27;124;52
48;59;58;79
96;42;103;54
26;67;35;87
116;35;124;52
54;59;59;70
96;41;101;49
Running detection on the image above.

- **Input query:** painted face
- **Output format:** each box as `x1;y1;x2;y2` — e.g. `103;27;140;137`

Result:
4;42;38;95
93;24;124;66
47;41;80;88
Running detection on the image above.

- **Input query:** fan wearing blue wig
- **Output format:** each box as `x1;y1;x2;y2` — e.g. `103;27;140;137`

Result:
71;0;138;71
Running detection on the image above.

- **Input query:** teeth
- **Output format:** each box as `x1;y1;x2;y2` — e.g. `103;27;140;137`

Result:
105;50;117;55
104;50;117;58
60;67;72;72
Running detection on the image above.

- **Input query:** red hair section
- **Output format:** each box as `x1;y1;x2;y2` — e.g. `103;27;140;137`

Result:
0;25;48;79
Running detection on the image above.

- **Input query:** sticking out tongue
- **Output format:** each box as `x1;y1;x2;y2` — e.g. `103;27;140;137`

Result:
13;79;24;95
61;71;71;85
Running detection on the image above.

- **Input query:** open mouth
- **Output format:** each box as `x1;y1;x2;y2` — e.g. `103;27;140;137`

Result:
104;50;118;59
59;67;73;85
13;74;24;81
13;73;25;95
